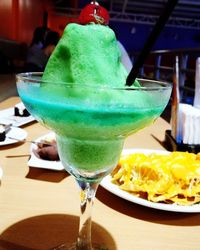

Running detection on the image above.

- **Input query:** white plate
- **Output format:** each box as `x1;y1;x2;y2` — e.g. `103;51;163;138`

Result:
0;103;35;127
0;126;27;146
101;148;200;213
28;133;64;171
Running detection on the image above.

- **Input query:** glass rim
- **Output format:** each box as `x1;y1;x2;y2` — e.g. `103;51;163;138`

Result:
16;72;172;91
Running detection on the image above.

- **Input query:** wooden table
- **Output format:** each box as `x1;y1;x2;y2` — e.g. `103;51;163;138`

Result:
0;97;200;250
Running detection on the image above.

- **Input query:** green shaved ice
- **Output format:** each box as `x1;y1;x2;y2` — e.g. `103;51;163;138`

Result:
42;23;138;87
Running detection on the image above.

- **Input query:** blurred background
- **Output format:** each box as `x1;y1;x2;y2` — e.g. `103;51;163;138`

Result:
1;0;200;104
1;0;200;52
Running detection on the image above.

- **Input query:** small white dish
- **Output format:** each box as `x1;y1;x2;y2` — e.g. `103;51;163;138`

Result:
0;127;27;146
101;148;200;213
28;133;64;171
0;102;35;127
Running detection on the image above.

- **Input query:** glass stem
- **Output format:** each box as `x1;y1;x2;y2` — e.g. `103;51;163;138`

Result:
76;180;100;250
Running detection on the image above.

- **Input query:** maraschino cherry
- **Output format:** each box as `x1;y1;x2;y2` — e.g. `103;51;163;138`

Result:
79;1;110;25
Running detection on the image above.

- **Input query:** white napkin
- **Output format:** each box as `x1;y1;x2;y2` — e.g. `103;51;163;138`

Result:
178;103;200;145
194;57;200;109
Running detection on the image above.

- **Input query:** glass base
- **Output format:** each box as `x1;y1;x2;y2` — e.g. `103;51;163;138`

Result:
52;243;108;250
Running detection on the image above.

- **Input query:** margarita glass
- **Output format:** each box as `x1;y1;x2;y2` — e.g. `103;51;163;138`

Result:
16;73;171;249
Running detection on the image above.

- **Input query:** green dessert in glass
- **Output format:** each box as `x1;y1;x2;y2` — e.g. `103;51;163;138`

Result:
16;2;172;249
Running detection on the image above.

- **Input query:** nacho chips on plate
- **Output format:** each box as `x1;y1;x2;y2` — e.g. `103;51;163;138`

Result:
111;151;200;205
